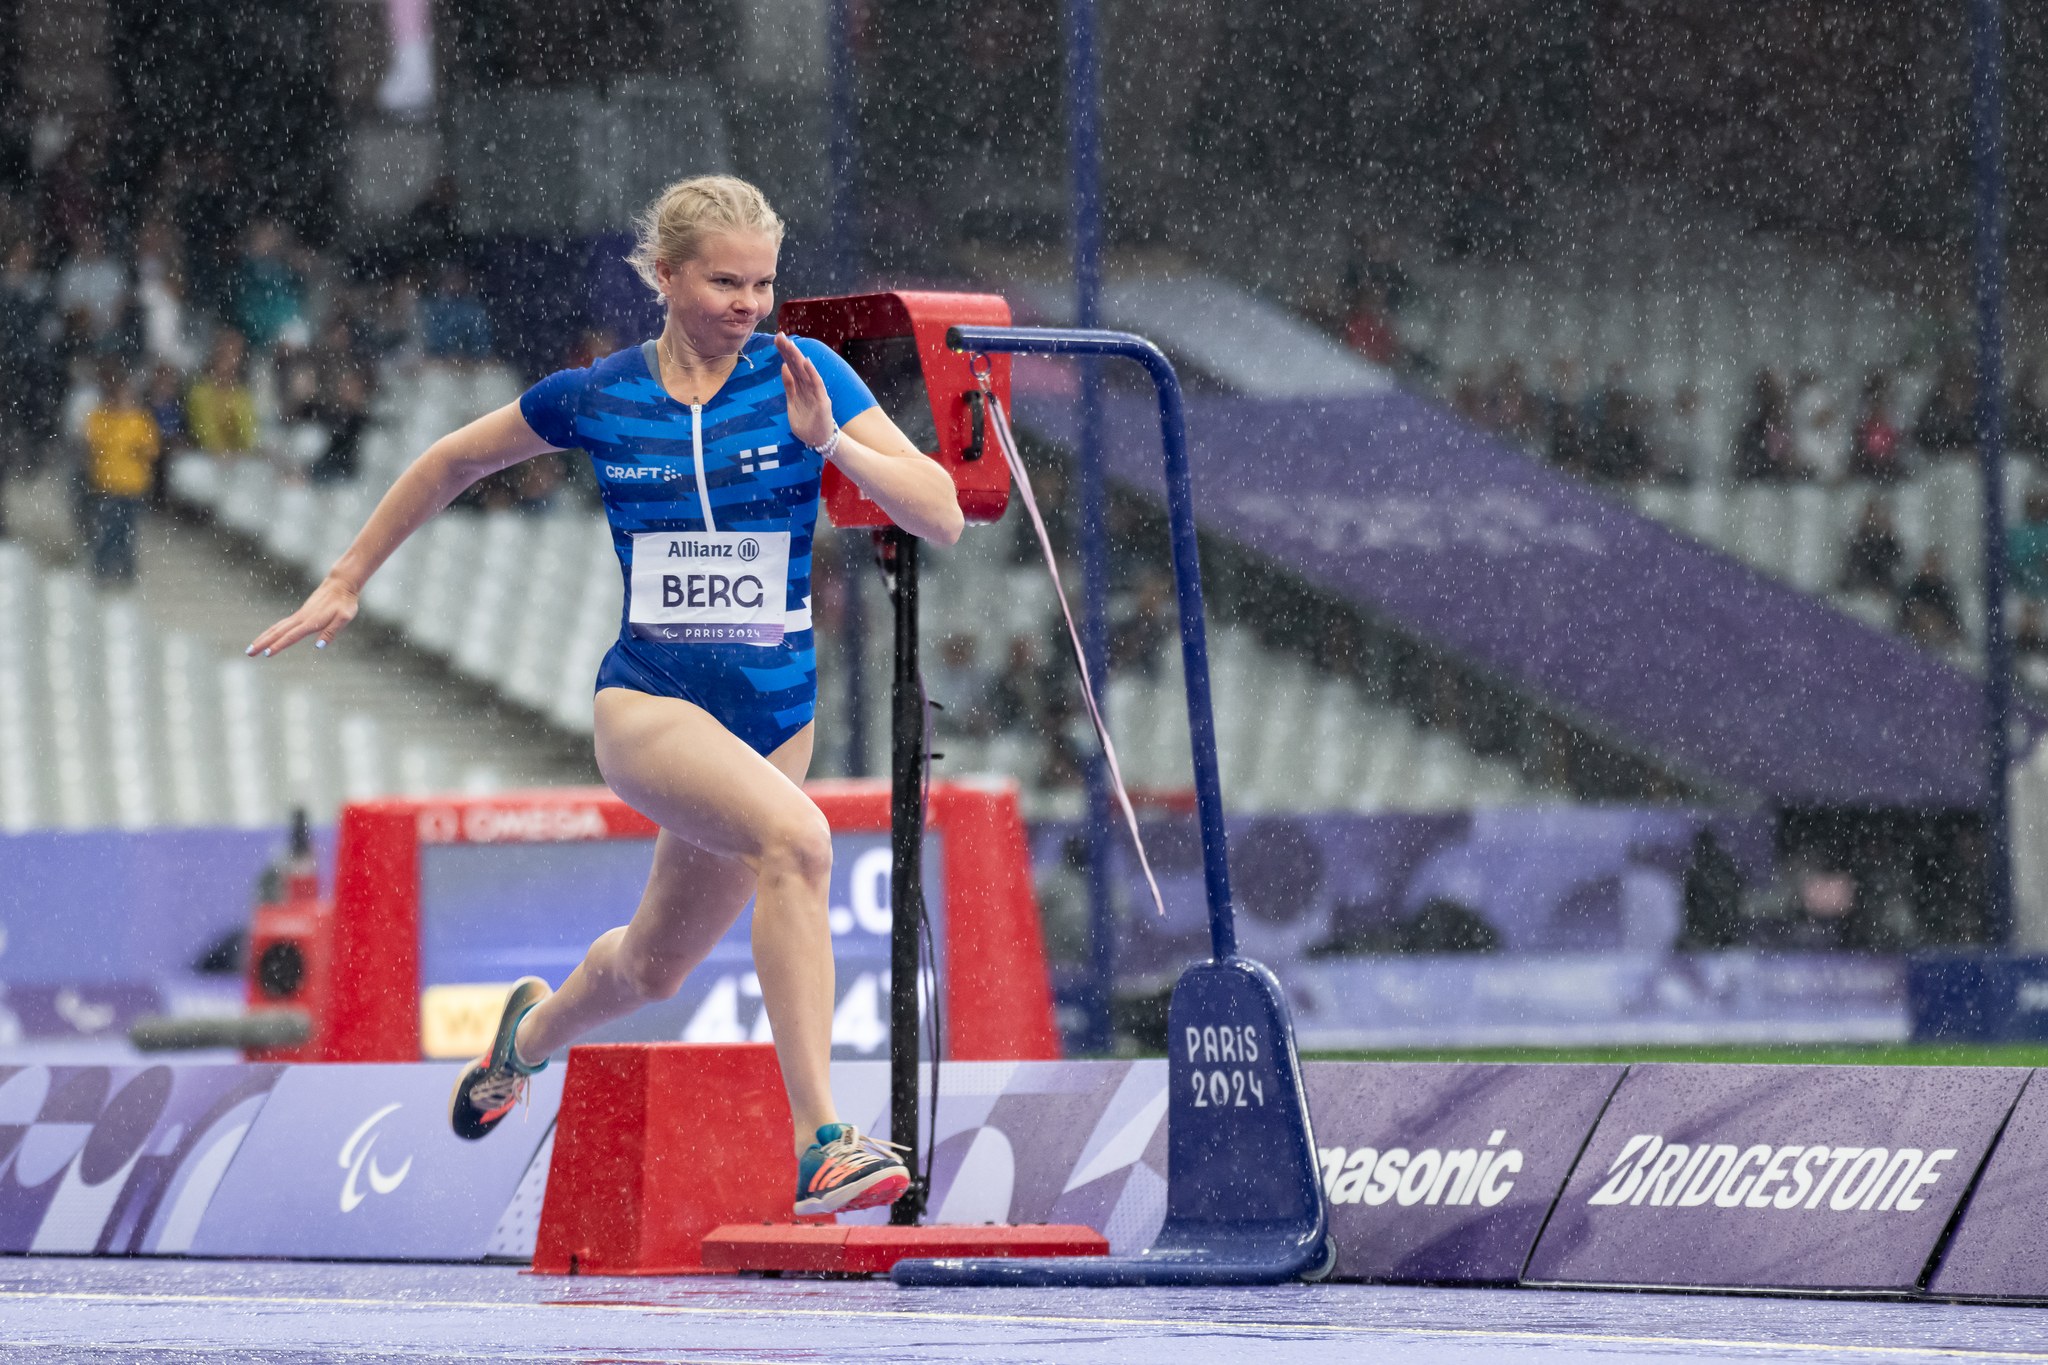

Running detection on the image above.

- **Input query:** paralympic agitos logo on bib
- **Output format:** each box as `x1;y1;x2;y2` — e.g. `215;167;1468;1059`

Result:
1585;1134;1959;1213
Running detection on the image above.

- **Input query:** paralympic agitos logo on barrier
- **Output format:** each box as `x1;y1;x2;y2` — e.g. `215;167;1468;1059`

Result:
1585;1134;1958;1213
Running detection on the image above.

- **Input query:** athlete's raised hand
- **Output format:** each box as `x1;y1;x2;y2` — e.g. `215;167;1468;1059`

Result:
775;332;836;450
246;575;360;657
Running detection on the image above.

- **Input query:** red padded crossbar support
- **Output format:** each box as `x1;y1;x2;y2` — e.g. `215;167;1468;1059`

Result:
303;780;1057;1063
702;1223;1109;1276
779;291;1013;528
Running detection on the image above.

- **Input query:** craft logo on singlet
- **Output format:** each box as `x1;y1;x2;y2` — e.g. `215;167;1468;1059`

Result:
1584;1133;1959;1213
1318;1130;1524;1208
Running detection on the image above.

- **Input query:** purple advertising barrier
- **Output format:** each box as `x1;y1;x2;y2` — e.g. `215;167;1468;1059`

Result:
1525;1063;2027;1293
1020;392;2040;805
1926;1072;2048;1301
1303;1062;1623;1283
0;1063;284;1255
190;1062;565;1260
829;1060;1173;1254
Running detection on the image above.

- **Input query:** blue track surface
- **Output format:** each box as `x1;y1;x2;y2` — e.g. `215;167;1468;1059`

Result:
1;1259;2045;1362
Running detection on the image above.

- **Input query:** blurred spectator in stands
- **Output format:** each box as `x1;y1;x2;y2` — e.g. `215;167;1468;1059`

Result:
2015;602;2048;660
364;273;424;371
1678;828;1744;949
185;329;259;458
2012;358;2048;461
1847;372;1908;483
1733;370;1812;481
1346;231;1413;315
80;360;159;585
1839;498;1905;596
992;635;1049;736
1540;357;1589;474
1342;278;1400;367
53;225;126;341
2008;490;2048;601
1651;383;1709;483
37;130;107;256
1913;357;1976;453
567;327;620;369
930;633;997;740
508;451;564;511
422;262;494;366
0;239;62;525
1451;369;1486;425
1897;549;1966;649
1586;386;1654;484
1112;573;1175;679
232;220;307;351
143;362;189;454
1789;371;1847;482
1481;360;1543;451
396;174;464;278
173;150;242;318
137;260;200;374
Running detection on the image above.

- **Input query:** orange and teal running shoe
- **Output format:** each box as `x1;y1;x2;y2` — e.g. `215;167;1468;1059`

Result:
448;976;550;1141
795;1123;912;1215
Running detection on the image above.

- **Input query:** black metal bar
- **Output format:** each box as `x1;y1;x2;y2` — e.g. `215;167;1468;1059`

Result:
1972;0;2013;945
884;526;928;1223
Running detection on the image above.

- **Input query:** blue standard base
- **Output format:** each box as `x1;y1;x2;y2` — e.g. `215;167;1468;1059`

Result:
893;957;1330;1287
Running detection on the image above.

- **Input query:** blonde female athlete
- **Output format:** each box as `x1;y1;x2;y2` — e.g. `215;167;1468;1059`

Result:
248;176;964;1215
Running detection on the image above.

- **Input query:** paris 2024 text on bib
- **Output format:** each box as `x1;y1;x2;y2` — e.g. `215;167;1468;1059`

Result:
628;530;790;645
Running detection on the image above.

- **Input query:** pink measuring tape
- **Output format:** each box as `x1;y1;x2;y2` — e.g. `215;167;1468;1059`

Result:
973;361;1165;919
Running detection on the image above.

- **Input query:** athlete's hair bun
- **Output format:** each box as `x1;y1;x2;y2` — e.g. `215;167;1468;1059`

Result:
627;175;786;297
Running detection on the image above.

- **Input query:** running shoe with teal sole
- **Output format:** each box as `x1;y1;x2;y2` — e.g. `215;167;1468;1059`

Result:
796;1123;912;1215
448;975;550;1141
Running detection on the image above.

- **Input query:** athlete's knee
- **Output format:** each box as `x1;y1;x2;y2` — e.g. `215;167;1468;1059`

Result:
753;800;833;890
612;931;692;1002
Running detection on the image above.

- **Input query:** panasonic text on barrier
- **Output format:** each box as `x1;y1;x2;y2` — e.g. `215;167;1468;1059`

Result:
1318;1129;1522;1208
1584;1134;1958;1213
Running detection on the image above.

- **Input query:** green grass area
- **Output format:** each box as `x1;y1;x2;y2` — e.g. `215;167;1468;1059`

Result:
1303;1043;2048;1067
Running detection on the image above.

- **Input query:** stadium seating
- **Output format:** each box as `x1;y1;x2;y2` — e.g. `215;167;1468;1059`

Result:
0;539;510;832
1399;211;2048;683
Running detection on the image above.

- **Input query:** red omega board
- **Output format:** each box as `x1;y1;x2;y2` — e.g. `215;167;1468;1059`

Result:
261;779;1059;1064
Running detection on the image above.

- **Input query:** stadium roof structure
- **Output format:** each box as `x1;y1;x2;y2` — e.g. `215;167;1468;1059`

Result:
1028;387;2037;809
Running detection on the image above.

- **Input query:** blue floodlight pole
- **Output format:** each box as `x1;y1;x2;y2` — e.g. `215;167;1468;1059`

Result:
1064;0;1114;1053
949;326;1236;961
828;0;868;776
1971;0;2013;946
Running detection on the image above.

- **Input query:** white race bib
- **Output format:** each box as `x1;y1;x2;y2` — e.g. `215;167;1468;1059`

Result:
628;530;789;645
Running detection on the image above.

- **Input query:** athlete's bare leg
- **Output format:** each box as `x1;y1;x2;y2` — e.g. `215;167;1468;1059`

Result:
510;688;836;1153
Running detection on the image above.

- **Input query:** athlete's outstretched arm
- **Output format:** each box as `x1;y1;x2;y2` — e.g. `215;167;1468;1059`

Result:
775;332;965;546
246;404;558;656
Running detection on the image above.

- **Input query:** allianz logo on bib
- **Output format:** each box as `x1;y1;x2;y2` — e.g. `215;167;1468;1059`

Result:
1319;1130;1523;1208
1585;1134;1958;1213
337;1103;414;1213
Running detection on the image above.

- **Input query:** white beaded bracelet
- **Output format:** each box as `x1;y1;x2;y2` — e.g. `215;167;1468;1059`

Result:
817;425;844;461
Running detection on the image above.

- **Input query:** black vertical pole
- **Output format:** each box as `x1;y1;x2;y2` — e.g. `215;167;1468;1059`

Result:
1971;0;2013;946
884;527;927;1224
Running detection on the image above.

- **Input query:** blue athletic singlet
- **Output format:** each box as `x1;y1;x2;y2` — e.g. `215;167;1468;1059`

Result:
517;333;877;756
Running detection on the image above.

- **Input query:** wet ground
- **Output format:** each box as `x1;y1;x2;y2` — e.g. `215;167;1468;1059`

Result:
0;1258;2044;1362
